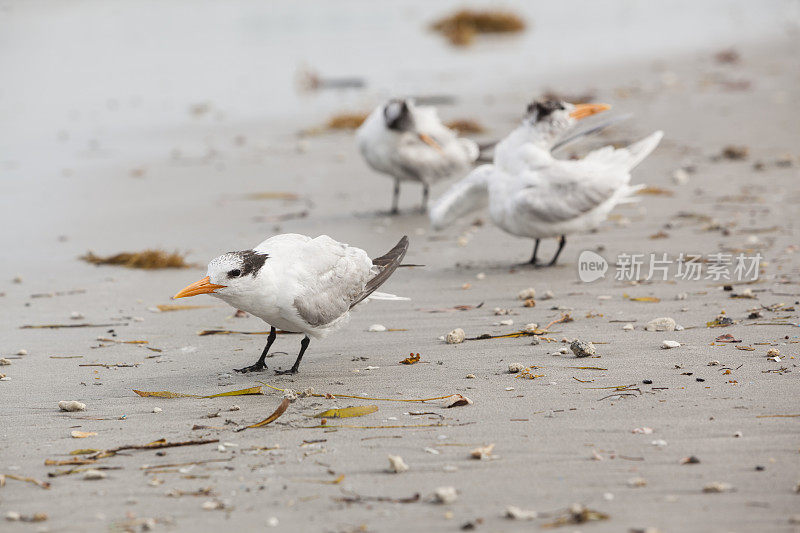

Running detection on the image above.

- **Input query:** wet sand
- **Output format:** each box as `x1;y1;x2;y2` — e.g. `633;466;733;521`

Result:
1;4;800;532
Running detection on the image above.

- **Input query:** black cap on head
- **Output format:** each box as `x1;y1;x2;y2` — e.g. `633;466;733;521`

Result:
384;99;413;131
526;99;565;122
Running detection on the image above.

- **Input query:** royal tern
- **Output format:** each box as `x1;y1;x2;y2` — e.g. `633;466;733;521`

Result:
173;234;409;374
357;98;480;214
430;100;663;266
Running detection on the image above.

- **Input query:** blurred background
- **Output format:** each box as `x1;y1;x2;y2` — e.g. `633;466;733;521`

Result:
1;0;798;279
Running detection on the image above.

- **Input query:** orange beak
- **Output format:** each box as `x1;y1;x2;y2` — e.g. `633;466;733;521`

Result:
419;133;443;153
569;103;611;120
173;276;226;299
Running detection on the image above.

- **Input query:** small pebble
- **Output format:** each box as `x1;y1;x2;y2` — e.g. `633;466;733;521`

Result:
387;455;409;473
498;319;513;326
16;349;28;356
622;323;634;331
703;481;734;493
541;290;555;300
517;288;536;300
446;328;465;344
661;340;681;349
558;347;570;355
229;405;241;411
152;407;162;413
643;379;653;384
671;168;689;184
521;323;538;333
83;469;107;480
368;324;387;332
570;340;595;357
267;517;279;527
0;358;11;366
734;431;743;438
58;400;86;412
5;511;21;521
433;486;458;504
651;439;668;447
508;363;524;373
646;317;677;331
476;272;486;280
628;477;647;488
465;374;475;379
70;311;85;320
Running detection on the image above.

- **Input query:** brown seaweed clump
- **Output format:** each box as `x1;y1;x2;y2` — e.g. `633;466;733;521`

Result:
325;113;368;131
431;9;526;46
445;119;485;135
81;250;190;269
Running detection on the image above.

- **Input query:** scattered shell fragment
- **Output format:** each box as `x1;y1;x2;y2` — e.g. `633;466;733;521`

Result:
470;443;495;460
505;506;538;520
627;477;647;488
387;455;409;473
622;323;634;331
498;319;513;326
446;328;465;344
733;431;743;438
766;348;780;357
671;168;690;184
16;349;28;356
570;340;595;358
432;486;458;504
201;500;225;511
651;439;668;447
703;482;734;493
152;407;162;413
541;290;555;300
5;512;22;521
71;431;97;438
508;363;524;373
645;317;677;331
0;358;11;366
445;394;473;408
632;427;654;434
521;323;538;333
58;400;86;412
517;288;535;300
661;340;681;349
83;469;107;480
368;324;387;332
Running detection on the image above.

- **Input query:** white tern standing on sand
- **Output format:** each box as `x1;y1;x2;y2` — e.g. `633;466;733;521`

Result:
173;234;409;374
430;100;663;266
357;98;479;214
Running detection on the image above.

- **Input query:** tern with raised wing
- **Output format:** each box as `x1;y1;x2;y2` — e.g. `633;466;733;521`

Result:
173;234;409;374
357;98;479;214
430;100;663;266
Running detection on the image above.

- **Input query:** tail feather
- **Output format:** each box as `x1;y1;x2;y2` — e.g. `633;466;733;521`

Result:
624;131;664;170
350;236;409;308
429;165;493;230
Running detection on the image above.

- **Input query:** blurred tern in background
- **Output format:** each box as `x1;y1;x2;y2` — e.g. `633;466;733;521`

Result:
173;234;409;374
357;98;480;214
430;100;663;266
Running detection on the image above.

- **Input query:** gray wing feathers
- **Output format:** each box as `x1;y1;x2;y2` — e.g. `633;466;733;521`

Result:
350;236;409;308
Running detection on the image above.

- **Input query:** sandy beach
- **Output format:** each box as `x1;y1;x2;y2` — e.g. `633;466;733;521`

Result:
1;2;799;532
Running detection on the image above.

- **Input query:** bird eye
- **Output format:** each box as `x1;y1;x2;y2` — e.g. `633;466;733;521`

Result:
227;269;241;278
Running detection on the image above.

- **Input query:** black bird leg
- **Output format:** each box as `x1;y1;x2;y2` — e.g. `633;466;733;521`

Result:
547;235;567;266
235;326;276;373
528;239;541;266
390;179;400;215
275;336;310;375
420;183;429;212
